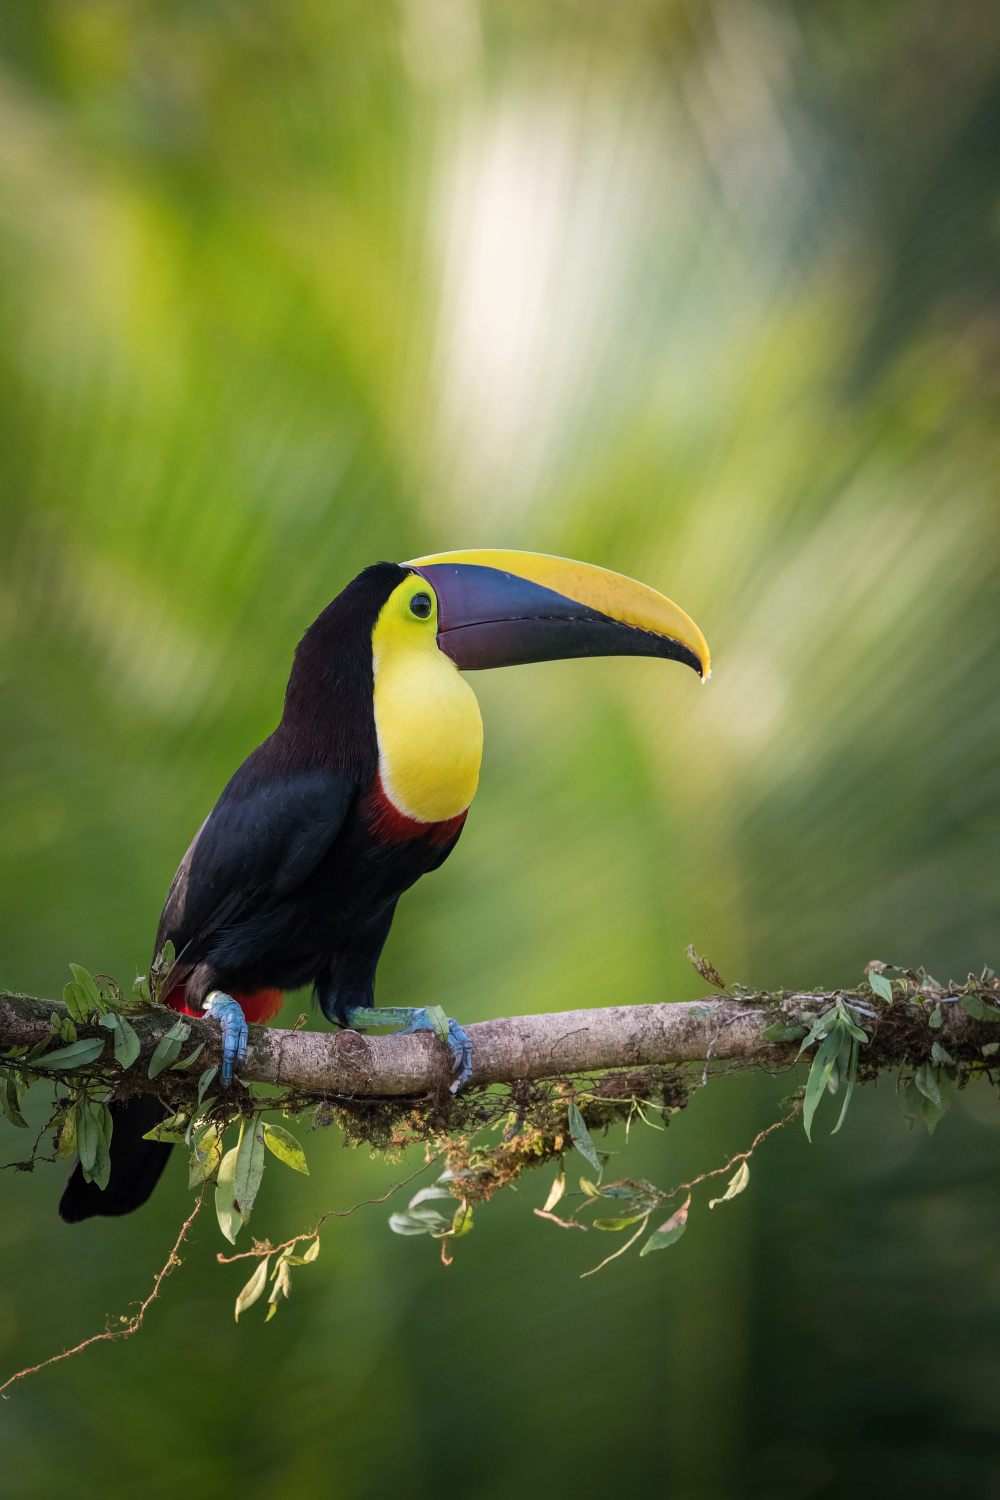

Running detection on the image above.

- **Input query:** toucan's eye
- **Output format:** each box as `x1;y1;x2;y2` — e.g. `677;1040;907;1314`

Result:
409;592;432;619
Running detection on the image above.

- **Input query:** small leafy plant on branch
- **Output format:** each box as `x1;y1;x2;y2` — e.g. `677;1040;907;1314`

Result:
2;949;1000;1387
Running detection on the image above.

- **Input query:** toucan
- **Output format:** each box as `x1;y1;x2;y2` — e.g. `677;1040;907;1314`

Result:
59;550;709;1221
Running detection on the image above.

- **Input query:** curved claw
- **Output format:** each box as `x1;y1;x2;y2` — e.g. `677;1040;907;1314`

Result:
203;992;248;1088
446;1017;473;1094
345;1005;473;1093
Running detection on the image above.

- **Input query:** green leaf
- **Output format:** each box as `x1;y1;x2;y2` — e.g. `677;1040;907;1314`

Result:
896;1074;923;1129
302;1238;320;1262
215;1146;242;1244
640;1201;689;1256
914;1062;941;1108
449;1201;474;1238
410;1184;456;1206
151;940;175;975
188;1124;223;1188
762;1020;806;1042
918;1066;957;1134
931;1042;955;1067
797;1007;842;1055
150;942;176;1002
388;1206;451;1235
88;1104;112;1190
233;1115;266;1221
57;1109;77;1158
803;1024;846;1141
59;1017;78;1044
100;1013;141;1070
147;1020;190;1079
26;1038;51;1063
0;1076;28;1130
114;1015;141;1069
423;1004;450;1043
928;1005;943;1029
268;1257;292;1309
842;1013;870;1045
76;1103;99;1174
262;1122;309;1174
830;1039;859;1134
197;1065;218;1106
593;1215;647;1231
708;1159;750;1208
69;965;103;1016
961;994;1000;1023
578;1176;603;1199
142;1110;191;1145
171;1042;206;1071
568;1101;601;1173
868;972;894;1003
62;982;90;1025
982;1043;999;1058
77;1102;112;1188
39;1037;106;1069
97;982;124;1014
235;1258;270;1321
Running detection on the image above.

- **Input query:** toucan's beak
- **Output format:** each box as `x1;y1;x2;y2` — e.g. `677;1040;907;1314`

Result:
404;550;710;681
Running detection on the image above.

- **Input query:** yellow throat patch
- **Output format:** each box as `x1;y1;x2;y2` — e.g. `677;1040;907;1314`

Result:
371;574;483;823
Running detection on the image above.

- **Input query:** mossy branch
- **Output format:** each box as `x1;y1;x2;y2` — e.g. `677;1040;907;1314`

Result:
2;959;997;1389
2;963;999;1107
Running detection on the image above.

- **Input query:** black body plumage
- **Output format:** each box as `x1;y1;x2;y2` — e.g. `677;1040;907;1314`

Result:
59;563;466;1224
156;561;466;1022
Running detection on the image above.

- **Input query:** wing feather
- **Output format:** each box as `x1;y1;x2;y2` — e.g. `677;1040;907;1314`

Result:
155;766;356;977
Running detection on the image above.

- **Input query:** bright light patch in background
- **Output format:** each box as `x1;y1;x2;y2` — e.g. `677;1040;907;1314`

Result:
430;92;637;522
425;8;817;531
400;0;482;91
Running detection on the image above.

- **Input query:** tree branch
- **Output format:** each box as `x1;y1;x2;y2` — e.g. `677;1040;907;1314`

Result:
1;979;996;1099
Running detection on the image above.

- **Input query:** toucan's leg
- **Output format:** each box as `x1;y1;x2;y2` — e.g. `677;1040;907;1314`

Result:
344;1006;473;1094
203;992;249;1087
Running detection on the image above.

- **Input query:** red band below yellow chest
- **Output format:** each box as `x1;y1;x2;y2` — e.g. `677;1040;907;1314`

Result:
361;774;467;846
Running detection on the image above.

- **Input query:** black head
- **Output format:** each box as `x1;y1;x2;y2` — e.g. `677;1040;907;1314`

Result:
278;562;408;771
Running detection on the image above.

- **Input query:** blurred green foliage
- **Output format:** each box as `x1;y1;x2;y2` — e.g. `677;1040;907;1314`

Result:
2;2;1000;1496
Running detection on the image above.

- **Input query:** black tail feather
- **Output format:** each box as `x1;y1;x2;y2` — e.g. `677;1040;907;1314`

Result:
59;1095;174;1223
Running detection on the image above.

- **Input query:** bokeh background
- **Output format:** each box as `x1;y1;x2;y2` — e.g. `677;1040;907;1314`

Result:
2;2;1000;1496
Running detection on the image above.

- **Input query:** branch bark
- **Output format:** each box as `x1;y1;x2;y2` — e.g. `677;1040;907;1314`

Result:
0;986;990;1098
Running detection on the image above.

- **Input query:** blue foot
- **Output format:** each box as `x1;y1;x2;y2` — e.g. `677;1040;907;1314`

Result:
346;1005;473;1093
203;992;248;1087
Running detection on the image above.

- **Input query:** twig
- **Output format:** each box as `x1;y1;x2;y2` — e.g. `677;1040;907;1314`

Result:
0;1188;207;1398
580;1214;651;1277
215;1154;444;1265
667;1103;801;1200
532;1208;587;1230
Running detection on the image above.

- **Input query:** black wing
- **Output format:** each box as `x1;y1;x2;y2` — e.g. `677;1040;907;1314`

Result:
156;765;356;975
